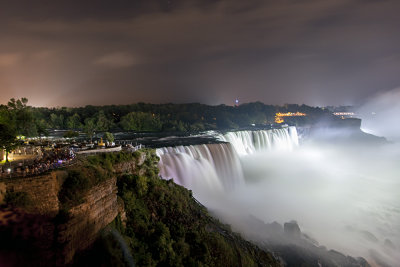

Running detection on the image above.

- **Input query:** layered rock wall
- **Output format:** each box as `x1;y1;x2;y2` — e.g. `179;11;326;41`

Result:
0;182;5;204
57;177;119;265
0;152;149;265
2;171;63;216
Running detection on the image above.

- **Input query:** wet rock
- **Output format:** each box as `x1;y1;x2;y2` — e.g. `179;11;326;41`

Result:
138;152;146;166
268;221;284;234
303;233;319;246
383;239;396;250
284;220;301;239
369;249;391;267
360;230;379;243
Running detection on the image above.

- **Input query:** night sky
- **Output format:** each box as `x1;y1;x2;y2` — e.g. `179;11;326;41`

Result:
1;0;399;107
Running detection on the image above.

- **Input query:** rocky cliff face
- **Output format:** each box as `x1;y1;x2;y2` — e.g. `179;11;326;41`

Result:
1;171;63;216
0;158;132;266
0;173;120;266
0;182;5;204
57;177;118;265
113;152;146;175
0;150;163;266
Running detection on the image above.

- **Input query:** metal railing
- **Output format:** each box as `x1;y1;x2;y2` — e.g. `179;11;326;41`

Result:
1;143;145;180
0;158;76;180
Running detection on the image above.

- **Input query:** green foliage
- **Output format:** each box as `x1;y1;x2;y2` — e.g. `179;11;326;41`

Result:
136;176;148;196
120;111;162;132
7;98;38;137
0;97;52;147
52;150;277;266
66;113;83;129
58;170;90;208
115;150;279;267
63;130;79;138
6;100;333;133
0;122;19;162
103;132;115;143
35;118;49;137
86;150;142;168
84;118;96;142
58;151;150;209
96;110;114;131
111;213;125;235
50;113;65;130
5;191;30;207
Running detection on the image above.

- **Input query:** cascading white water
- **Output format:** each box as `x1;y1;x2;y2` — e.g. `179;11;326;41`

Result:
217;126;299;156
156;126;400;265
157;127;299;191
157;143;244;191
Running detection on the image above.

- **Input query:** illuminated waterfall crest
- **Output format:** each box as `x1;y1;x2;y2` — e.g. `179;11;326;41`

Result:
157;127;299;190
217;126;299;156
157;143;244;191
156;126;400;266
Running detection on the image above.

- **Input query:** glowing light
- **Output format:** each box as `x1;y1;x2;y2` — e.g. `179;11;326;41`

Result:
333;112;355;116
276;112;306;117
275;116;284;124
275;112;306;123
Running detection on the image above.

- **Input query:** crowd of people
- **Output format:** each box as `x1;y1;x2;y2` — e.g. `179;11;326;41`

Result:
0;146;75;179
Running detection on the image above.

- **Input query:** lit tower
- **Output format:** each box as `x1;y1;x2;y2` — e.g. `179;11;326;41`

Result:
235;99;239;106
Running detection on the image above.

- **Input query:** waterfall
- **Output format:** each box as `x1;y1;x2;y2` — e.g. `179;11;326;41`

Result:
157;127;299;191
156;126;400;265
217;126;299;156
157;143;244;191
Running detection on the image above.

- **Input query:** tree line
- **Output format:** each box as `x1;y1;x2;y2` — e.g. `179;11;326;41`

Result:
28;101;332;132
1;98;334;161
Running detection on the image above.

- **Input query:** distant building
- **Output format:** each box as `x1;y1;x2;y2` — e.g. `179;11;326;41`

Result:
333;112;356;119
275;112;306;124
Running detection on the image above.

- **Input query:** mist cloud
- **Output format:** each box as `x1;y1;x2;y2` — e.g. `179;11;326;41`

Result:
357;87;400;141
193;142;400;266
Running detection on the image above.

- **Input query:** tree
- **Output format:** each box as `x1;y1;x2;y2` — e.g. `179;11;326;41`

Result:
66;113;82;130
36;118;49;138
7;98;37;137
103;132;114;143
50;113;64;129
95;110;113;131
84;118;96;143
0;123;18;162
120;112;162;131
63;130;79;138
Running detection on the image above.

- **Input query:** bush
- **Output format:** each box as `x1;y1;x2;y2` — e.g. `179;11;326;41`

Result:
63;130;79;138
58;170;90;208
103;132;114;143
115;149;278;267
66;149;278;266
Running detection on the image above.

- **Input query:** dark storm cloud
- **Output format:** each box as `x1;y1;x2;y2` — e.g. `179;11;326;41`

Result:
0;0;399;106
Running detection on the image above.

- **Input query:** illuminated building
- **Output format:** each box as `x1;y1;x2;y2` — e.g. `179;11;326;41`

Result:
275;112;306;124
333;112;356;119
